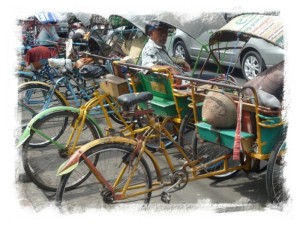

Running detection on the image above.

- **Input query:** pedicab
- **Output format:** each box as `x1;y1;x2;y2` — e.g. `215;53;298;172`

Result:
54;13;257;207
115;11;286;202
53;14;287;208
175;13;286;203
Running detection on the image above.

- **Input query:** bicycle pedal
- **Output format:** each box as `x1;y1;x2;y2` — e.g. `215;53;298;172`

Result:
18;173;31;183
105;128;116;135
161;191;171;204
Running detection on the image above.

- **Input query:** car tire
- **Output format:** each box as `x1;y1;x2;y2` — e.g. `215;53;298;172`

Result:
173;40;191;64
241;51;266;81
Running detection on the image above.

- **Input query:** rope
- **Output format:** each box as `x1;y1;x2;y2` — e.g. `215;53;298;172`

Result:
233;95;242;161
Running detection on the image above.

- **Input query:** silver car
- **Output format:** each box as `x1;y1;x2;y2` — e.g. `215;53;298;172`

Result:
171;29;285;80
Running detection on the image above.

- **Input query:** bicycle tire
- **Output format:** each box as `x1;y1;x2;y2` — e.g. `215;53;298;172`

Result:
177;75;238;154
18;82;68;129
56;143;152;210
22;110;101;191
145;116;178;152
104;96;133;125
266;137;288;203
191;130;240;181
178;108;195;159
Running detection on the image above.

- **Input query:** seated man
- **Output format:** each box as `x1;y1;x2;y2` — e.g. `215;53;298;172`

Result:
141;20;191;78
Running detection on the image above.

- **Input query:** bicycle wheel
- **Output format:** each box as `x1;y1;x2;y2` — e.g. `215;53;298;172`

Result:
266;137;288;203
21;110;101;191
105;102;137;126
178;108;195;158
18;82;67;129
103;95;125;125
191;130;240;181
56;143;152;211
177;75;238;149
145;116;178;151
102;96;143;127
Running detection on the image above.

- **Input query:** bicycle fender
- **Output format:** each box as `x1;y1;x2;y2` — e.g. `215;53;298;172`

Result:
17;106;102;147
57;137;138;176
18;81;50;89
57;137;163;180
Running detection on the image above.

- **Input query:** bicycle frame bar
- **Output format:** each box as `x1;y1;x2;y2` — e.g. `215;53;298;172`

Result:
57;137;162;178
51;76;83;107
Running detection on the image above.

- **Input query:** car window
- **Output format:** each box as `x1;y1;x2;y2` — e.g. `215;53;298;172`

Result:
196;29;215;45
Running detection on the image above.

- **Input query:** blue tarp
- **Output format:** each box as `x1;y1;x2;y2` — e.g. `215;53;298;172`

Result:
35;12;60;24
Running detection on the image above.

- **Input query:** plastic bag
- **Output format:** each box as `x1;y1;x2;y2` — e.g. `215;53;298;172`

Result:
79;64;107;79
257;88;281;109
48;58;73;71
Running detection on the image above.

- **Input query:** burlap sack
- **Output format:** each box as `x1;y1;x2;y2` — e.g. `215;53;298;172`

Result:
202;91;237;128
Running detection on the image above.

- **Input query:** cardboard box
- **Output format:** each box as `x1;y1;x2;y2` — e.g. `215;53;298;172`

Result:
100;74;130;98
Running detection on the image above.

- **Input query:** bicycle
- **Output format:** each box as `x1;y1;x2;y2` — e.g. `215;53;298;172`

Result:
18;65;178;192
17;43;65;85
18;60;85;130
19;63;233;191
17;60;60;83
17;40;92;98
18;38;139;128
17;51;121;129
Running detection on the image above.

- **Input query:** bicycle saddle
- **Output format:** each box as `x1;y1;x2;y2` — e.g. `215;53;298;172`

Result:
117;92;153;111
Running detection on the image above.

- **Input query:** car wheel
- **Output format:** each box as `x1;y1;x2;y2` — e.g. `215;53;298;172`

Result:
241;51;265;81
173;40;191;64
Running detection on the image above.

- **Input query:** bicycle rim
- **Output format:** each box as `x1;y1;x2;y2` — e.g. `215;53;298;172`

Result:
18;83;67;129
178;109;195;158
145;117;178;151
192;131;240;180
22;110;101;191
266;139;288;203
56;143;152;211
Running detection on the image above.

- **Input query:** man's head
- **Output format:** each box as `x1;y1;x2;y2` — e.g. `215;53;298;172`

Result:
145;21;175;46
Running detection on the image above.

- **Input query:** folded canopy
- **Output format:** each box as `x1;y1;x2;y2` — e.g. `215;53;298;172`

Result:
68;12;108;27
209;14;284;48
109;12;226;40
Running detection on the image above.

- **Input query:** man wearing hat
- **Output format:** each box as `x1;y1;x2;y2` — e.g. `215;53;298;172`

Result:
141;20;191;76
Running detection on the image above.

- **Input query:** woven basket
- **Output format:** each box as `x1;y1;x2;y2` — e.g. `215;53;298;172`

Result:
202;91;237;128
